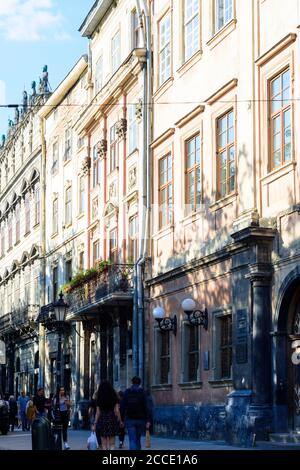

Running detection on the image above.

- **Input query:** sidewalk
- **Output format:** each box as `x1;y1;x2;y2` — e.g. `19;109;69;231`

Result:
0;429;299;451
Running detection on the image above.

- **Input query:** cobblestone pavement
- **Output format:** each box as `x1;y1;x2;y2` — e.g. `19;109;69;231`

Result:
0;428;299;451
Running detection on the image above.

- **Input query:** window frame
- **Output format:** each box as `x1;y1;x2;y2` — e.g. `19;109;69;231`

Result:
52;197;58;235
52;140;59;174
159;153;173;229
131;9;139;49
158;11;172;87
185;133;201;214
212;309;233;381
111;29;121;74
109;124;118;173
7;214;12;250
128;104;138;154
184;0;200;62
64;128;72;161
128;214;139;262
15;204;20;243
78;175;85;215
109;228;118;263
95;55;103;95
214;0;233;33
34;185;40;226
65;186;72;227
153;326;171;385
216;108;235;200
93;240;100;266
181;320;201;383
25;193;31;234
93;144;101;187
269;67;291;171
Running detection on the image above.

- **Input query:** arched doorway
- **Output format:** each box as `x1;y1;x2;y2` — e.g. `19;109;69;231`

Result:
274;267;300;432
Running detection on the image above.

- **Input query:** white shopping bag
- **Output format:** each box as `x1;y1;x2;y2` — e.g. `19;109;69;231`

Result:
87;431;99;450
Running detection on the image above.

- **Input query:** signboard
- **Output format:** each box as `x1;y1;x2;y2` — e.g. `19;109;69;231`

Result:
236;309;248;364
0;340;6;364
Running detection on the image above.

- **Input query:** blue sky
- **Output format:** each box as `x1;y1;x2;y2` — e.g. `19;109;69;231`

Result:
0;0;94;135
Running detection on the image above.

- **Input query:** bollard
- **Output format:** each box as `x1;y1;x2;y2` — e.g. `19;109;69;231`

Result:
51;421;63;450
31;416;51;450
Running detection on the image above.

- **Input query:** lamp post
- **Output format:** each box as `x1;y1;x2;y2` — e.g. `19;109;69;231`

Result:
52;292;68;388
181;298;208;330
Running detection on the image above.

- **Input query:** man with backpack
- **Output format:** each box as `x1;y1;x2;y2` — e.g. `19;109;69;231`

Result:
120;376;152;450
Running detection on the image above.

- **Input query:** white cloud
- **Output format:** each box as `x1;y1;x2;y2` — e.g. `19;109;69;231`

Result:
0;0;68;42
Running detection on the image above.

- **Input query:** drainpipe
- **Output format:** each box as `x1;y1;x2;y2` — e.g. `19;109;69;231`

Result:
134;0;152;384
39;115;47;388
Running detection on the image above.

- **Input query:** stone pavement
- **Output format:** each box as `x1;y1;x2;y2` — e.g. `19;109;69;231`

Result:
0;428;299;451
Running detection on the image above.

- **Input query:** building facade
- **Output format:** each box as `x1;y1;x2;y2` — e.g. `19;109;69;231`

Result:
0;76;50;397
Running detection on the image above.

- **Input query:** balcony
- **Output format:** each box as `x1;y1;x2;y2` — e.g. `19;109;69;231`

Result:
66;264;134;320
0;303;39;340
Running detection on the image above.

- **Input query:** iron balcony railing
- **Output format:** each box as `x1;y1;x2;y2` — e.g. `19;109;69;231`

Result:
0;303;39;337
66;263;134;315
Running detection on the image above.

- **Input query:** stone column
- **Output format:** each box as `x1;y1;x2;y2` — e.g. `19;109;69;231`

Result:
248;264;273;405
82;322;92;399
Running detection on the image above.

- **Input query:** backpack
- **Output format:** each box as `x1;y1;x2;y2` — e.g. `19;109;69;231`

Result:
125;388;147;420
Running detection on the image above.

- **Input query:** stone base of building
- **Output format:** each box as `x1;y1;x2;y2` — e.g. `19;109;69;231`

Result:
153;392;273;447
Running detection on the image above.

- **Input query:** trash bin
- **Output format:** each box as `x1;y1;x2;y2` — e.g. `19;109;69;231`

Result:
31;416;51;450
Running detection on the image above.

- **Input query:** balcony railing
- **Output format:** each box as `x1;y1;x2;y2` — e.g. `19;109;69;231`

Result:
0;303;39;338
66;263;134;316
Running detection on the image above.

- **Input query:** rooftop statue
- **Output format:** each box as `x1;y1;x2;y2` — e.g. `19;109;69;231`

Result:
1;135;5;147
14;106;19;124
23;90;28;113
31;81;37;96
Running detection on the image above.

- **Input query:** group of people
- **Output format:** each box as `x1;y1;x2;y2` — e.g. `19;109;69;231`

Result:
2;386;72;450
89;376;153;451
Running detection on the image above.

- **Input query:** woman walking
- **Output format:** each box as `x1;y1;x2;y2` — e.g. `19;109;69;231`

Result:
53;386;71;450
93;381;121;450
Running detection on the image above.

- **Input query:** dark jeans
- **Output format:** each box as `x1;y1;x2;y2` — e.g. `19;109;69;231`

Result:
60;410;69;443
125;419;145;450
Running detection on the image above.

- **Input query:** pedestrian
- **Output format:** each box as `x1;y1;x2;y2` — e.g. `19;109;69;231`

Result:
26;396;36;428
33;388;46;417
53;386;71;450
45;392;54;422
18;391;29;431
120;376;152;450
118;390;126;448
8;395;18;432
93;381;121;450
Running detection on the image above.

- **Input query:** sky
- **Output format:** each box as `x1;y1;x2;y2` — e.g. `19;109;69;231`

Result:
0;0;94;136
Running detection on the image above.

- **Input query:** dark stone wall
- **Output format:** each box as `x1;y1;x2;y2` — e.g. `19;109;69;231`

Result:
154;405;226;441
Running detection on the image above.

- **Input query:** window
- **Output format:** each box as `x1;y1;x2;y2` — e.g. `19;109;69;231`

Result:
65;186;72;226
214;313;232;380
25;193;30;233
215;0;233;32
8;215;12;250
109;228;118;263
79;175;85;214
186;134;201;213
155;329;171;384
65;258;72;283
93;240;100;265
132;9;139;48
159;13;171;86
182;323;200;382
128;104;138;154
93;145;101;187
52;197;58;234
128;215;138;262
111;30;121;73
95;55;103;94
34;186;40;225
79;250;84;271
159;154;173;228
220;315;232;378
217;109;235;199
52;141;59;174
270;68;291;169
184;0;199;61
110;124;118;173
15;205;20;243
64;128;72;161
52;266;58;302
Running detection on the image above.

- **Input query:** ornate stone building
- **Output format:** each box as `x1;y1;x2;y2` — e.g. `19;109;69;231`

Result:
0;74;50;397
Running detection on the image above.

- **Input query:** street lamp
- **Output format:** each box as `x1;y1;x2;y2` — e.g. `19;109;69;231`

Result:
52;292;68;388
152;306;177;335
181;298;208;330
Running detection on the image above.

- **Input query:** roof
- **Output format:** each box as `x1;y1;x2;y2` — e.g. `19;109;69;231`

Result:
79;0;114;37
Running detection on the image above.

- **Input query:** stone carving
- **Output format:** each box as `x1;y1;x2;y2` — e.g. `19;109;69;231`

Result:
31;81;37;97
92;197;99;220
1;135;5;147
135;98;143;122
81;157;91;175
115;118;127;138
39;65;50;94
97;139;107;159
128;166;137;191
109;181;117;199
23;91;28;113
14;107;19;125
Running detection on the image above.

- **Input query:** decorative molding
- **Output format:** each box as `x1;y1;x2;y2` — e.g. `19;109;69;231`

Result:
205;79;238;105
135;99;143;123
97;139;107;159
150;128;175;149
175;105;205;129
255;33;297;67
128;166;137;191
116;118;127;139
